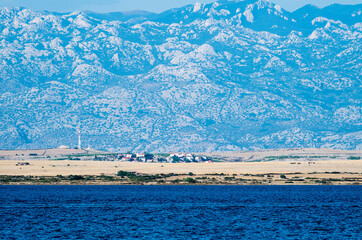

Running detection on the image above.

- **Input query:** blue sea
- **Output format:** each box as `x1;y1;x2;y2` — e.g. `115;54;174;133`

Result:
0;186;360;239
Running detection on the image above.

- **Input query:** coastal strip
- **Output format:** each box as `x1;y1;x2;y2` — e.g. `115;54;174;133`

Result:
1;160;361;185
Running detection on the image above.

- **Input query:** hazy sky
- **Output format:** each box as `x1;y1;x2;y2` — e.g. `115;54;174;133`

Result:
0;0;361;13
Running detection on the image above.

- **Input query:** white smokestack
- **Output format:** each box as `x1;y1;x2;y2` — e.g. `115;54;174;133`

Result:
78;126;81;149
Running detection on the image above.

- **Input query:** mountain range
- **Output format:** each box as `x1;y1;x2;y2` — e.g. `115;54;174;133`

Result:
0;0;361;152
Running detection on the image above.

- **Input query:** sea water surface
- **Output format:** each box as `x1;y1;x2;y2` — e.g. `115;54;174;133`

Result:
0;186;360;239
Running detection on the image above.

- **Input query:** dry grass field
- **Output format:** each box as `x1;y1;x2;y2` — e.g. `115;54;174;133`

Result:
0;148;109;160
198;148;362;161
0;159;361;176
1;148;361;185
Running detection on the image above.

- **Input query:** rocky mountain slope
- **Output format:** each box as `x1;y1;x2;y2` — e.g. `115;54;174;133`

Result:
0;0;361;152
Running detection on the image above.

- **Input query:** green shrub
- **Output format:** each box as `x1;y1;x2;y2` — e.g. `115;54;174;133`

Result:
185;178;197;183
144;153;154;159
224;177;235;181
315;179;331;184
171;179;180;184
117;170;137;178
68;175;85;180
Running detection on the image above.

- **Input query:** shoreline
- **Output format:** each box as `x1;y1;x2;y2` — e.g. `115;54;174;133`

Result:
2;184;361;186
1;183;360;186
1;159;361;175
1;171;360;186
1;157;361;186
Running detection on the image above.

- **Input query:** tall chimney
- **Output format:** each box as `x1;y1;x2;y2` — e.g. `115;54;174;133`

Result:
78;126;81;149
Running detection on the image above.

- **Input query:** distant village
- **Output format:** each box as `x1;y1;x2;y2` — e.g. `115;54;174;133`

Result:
64;130;214;163
0;143;215;162
0;127;215;163
95;153;213;163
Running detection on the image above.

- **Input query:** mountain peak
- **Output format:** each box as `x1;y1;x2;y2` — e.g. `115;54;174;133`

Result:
0;3;361;151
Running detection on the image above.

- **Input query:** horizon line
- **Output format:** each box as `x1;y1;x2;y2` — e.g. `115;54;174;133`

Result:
1;1;361;15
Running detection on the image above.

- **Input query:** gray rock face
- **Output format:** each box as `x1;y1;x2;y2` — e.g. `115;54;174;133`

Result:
0;0;361;152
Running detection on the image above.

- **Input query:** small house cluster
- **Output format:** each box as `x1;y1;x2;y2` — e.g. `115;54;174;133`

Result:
116;153;212;163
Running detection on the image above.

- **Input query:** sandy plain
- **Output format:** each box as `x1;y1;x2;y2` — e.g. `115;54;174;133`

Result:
1;148;361;185
1;160;361;176
199;148;362;161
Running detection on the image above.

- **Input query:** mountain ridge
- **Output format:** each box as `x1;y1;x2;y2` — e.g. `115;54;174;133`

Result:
0;0;361;152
